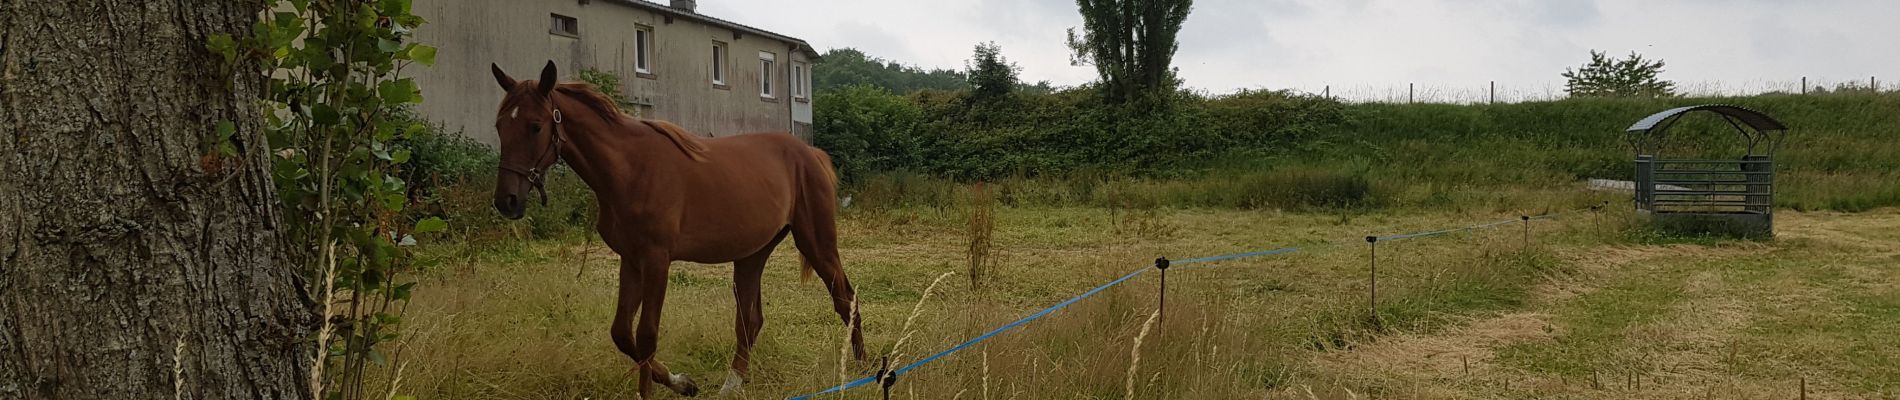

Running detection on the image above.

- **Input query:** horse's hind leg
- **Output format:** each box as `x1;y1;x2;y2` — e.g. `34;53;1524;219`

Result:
724;228;786;395
790;192;865;360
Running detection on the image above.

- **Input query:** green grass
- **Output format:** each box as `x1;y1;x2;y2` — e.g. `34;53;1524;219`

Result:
376;195;1630;399
1495;260;1691;377
837;93;1900;215
373;175;1900;400
370;91;1900;399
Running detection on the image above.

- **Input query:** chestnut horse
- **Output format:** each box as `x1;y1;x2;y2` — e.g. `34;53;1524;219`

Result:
489;61;864;397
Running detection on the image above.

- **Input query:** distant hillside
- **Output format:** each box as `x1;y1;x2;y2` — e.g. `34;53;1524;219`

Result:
813;48;969;94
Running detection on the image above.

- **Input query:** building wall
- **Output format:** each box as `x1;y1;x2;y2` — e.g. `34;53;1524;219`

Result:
409;0;812;145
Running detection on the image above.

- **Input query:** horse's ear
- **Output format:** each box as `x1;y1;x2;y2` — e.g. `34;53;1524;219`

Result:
491;63;517;91
537;60;558;97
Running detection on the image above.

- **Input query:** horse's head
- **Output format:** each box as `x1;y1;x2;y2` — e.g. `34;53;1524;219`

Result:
489;61;563;220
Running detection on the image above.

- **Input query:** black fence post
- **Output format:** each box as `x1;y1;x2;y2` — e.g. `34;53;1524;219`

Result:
1154;257;1171;332
1365;236;1379;325
1590;202;1604;233
1520;217;1535;248
1520;215;1531;249
877;356;896;400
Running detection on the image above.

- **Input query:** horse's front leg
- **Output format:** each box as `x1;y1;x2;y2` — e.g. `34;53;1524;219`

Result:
613;251;700;397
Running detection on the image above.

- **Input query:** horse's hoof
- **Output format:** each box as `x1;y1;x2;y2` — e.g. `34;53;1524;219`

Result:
720;369;745;395
670;373;700;397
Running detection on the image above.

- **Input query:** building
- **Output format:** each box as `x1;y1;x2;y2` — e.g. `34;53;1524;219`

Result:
410;0;817;145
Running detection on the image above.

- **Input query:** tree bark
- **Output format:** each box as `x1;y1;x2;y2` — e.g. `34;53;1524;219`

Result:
0;1;315;399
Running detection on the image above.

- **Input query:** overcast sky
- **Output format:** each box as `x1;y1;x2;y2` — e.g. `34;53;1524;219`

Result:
699;0;1899;98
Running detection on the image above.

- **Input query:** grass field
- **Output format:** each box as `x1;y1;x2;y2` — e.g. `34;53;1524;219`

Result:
369;182;1900;399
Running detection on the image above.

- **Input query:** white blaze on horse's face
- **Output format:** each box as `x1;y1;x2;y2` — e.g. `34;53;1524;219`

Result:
509;106;519;119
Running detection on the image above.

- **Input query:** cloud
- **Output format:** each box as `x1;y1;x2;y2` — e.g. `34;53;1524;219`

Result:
697;0;1900;95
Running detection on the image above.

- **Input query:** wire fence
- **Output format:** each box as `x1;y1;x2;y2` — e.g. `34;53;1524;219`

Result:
1286;77;1890;105
787;204;1607;399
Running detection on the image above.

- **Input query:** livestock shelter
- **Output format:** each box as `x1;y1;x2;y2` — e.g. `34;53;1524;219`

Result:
1624;104;1787;237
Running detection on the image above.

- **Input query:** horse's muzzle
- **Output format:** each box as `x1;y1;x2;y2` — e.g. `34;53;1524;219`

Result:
495;193;526;220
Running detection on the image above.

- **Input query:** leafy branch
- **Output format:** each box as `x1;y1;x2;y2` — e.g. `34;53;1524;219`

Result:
211;0;440;398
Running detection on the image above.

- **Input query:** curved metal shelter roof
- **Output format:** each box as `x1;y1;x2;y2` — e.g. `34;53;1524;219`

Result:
1625;104;1788;133
1622;104;1790;157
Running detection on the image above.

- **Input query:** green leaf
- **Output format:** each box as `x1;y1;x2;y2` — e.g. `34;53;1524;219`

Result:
413;217;447;233
391;148;411;164
312;104;341;125
407;45;436;66
395;15;427;28
392;282;417;300
377;38;402;53
384;175;406;192
356;4;379;29
212;120;238;156
215;120;236;139
366;349;387;366
377;79;417;104
207;34;238;62
374;121;398;142
379;192;407;212
379;0;414;16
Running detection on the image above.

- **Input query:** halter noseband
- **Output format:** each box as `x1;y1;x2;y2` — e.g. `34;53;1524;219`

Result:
498;108;564;206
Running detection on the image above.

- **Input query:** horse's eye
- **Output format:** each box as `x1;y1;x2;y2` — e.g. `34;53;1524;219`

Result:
528;123;542;134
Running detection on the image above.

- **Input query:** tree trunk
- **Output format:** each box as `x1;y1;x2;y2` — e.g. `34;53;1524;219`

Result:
0;1;315;399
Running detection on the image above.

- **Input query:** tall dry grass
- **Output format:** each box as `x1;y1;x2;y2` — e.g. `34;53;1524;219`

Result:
967;183;995;290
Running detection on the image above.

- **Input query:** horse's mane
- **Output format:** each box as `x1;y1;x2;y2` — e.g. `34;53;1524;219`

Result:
636;119;711;162
506;81;709;162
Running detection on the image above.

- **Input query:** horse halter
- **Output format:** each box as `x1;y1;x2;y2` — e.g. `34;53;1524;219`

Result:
498;108;565;206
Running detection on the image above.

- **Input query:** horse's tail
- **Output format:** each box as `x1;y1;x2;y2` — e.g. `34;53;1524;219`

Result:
799;147;838;283
800;255;816;283
810;148;838;186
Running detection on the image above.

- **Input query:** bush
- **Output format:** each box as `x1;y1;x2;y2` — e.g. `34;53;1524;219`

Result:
1205;89;1350;146
812;84;1900;212
397;115;495;192
812;85;924;183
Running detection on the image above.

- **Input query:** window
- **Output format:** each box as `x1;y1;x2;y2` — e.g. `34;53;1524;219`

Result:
711;41;727;87
549;14;578;37
792;61;808;100
634;26;654;75
759;51;776;98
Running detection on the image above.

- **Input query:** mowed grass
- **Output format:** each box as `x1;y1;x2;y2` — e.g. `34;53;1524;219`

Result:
1299;210;1900;399
374;195;1900;399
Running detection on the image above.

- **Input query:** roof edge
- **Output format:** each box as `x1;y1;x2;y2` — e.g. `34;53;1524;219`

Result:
1625;104;1789;133
608;0;821;58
